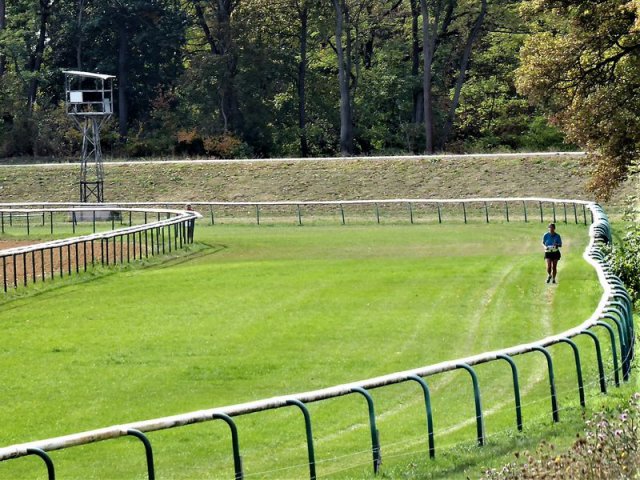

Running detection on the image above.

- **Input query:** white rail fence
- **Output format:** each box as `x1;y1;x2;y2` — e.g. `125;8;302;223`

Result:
0;198;634;480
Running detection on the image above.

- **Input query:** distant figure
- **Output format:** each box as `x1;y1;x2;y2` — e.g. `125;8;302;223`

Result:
542;223;562;284
186;204;195;242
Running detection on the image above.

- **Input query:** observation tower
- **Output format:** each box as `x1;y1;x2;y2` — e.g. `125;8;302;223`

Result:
64;70;115;203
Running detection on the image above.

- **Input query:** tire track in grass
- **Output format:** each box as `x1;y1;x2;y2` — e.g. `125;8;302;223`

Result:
372;268;555;466
313;258;527;448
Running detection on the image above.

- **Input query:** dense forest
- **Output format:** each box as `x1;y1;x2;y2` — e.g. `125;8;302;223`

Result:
0;0;567;158
0;0;638;197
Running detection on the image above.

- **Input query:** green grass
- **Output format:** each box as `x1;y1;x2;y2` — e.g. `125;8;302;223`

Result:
0;222;621;479
0;155;634;209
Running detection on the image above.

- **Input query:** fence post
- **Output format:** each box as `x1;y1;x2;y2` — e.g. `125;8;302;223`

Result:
22;253;27;286
556;339;585;408
40;249;45;281
462;202;467;224
579;330;607;393
408;202;414;224
2;256;6;292
594;321;620;388
210;413;244;480
256;204;260;225
407;375;435;458
539;201;543;223
1;211;4;233
340;204;345;225
531;346;559;422
601;311;627;382
484;202;489;223
49;248;54;280
437;203;442;224
350;387;382;474
297;205;303;226
455;363;485;445
30;251;36;284
496;354;522;431
126;429;155;480
286;399;316;480
552;202;556;223
25;448;55;480
12;254;17;288
504;202;509;223
375;203;380;224
523;201;528;223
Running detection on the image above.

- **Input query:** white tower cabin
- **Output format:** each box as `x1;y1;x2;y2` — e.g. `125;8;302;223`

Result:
64;70;115;203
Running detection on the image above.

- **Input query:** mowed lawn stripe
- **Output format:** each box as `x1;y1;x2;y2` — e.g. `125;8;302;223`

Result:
0;223;601;479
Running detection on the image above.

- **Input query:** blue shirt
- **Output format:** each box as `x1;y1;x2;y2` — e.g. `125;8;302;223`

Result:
542;232;562;251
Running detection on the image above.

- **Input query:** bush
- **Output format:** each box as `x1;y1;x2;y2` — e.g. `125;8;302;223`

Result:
602;198;640;309
483;393;640;479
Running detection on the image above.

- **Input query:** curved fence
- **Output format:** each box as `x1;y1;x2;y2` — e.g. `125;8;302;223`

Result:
0;198;634;480
0;206;200;293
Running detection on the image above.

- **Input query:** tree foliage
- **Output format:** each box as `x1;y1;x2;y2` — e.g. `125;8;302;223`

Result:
0;0;571;160
516;0;640;199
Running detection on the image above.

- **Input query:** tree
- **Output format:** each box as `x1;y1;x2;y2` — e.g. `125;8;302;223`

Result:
26;0;57;109
440;0;487;148
0;0;5;76
70;0;188;140
332;0;354;155
516;0;640;199
191;0;242;133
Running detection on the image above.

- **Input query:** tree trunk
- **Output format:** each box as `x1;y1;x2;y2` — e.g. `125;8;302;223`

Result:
27;0;51;109
118;24;129;140
410;0;423;125
298;2;309;157
76;0;85;69
0;0;5;76
333;0;353;155
217;0;240;132
441;0;487;148
420;0;435;153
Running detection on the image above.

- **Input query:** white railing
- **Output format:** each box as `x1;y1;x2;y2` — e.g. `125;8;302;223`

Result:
0;199;633;480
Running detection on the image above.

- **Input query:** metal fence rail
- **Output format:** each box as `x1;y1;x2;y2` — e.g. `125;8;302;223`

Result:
0;198;634;480
0;198;592;226
0;207;200;293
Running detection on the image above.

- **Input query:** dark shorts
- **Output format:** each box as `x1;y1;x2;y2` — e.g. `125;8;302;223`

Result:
544;251;561;261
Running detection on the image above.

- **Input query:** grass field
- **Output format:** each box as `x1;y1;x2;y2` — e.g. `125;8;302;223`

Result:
0;221;622;479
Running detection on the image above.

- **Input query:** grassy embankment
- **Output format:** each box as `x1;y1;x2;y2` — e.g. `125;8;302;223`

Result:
0;155;636;479
0;154;634;208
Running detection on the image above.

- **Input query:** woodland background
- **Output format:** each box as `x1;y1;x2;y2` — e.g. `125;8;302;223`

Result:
0;1;638;198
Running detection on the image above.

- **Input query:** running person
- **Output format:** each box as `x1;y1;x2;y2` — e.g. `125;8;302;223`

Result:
542;223;562;283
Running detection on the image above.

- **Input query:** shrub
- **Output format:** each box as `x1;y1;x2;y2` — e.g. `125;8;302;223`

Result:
202;133;251;158
483;393;640;479
602;197;640;309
